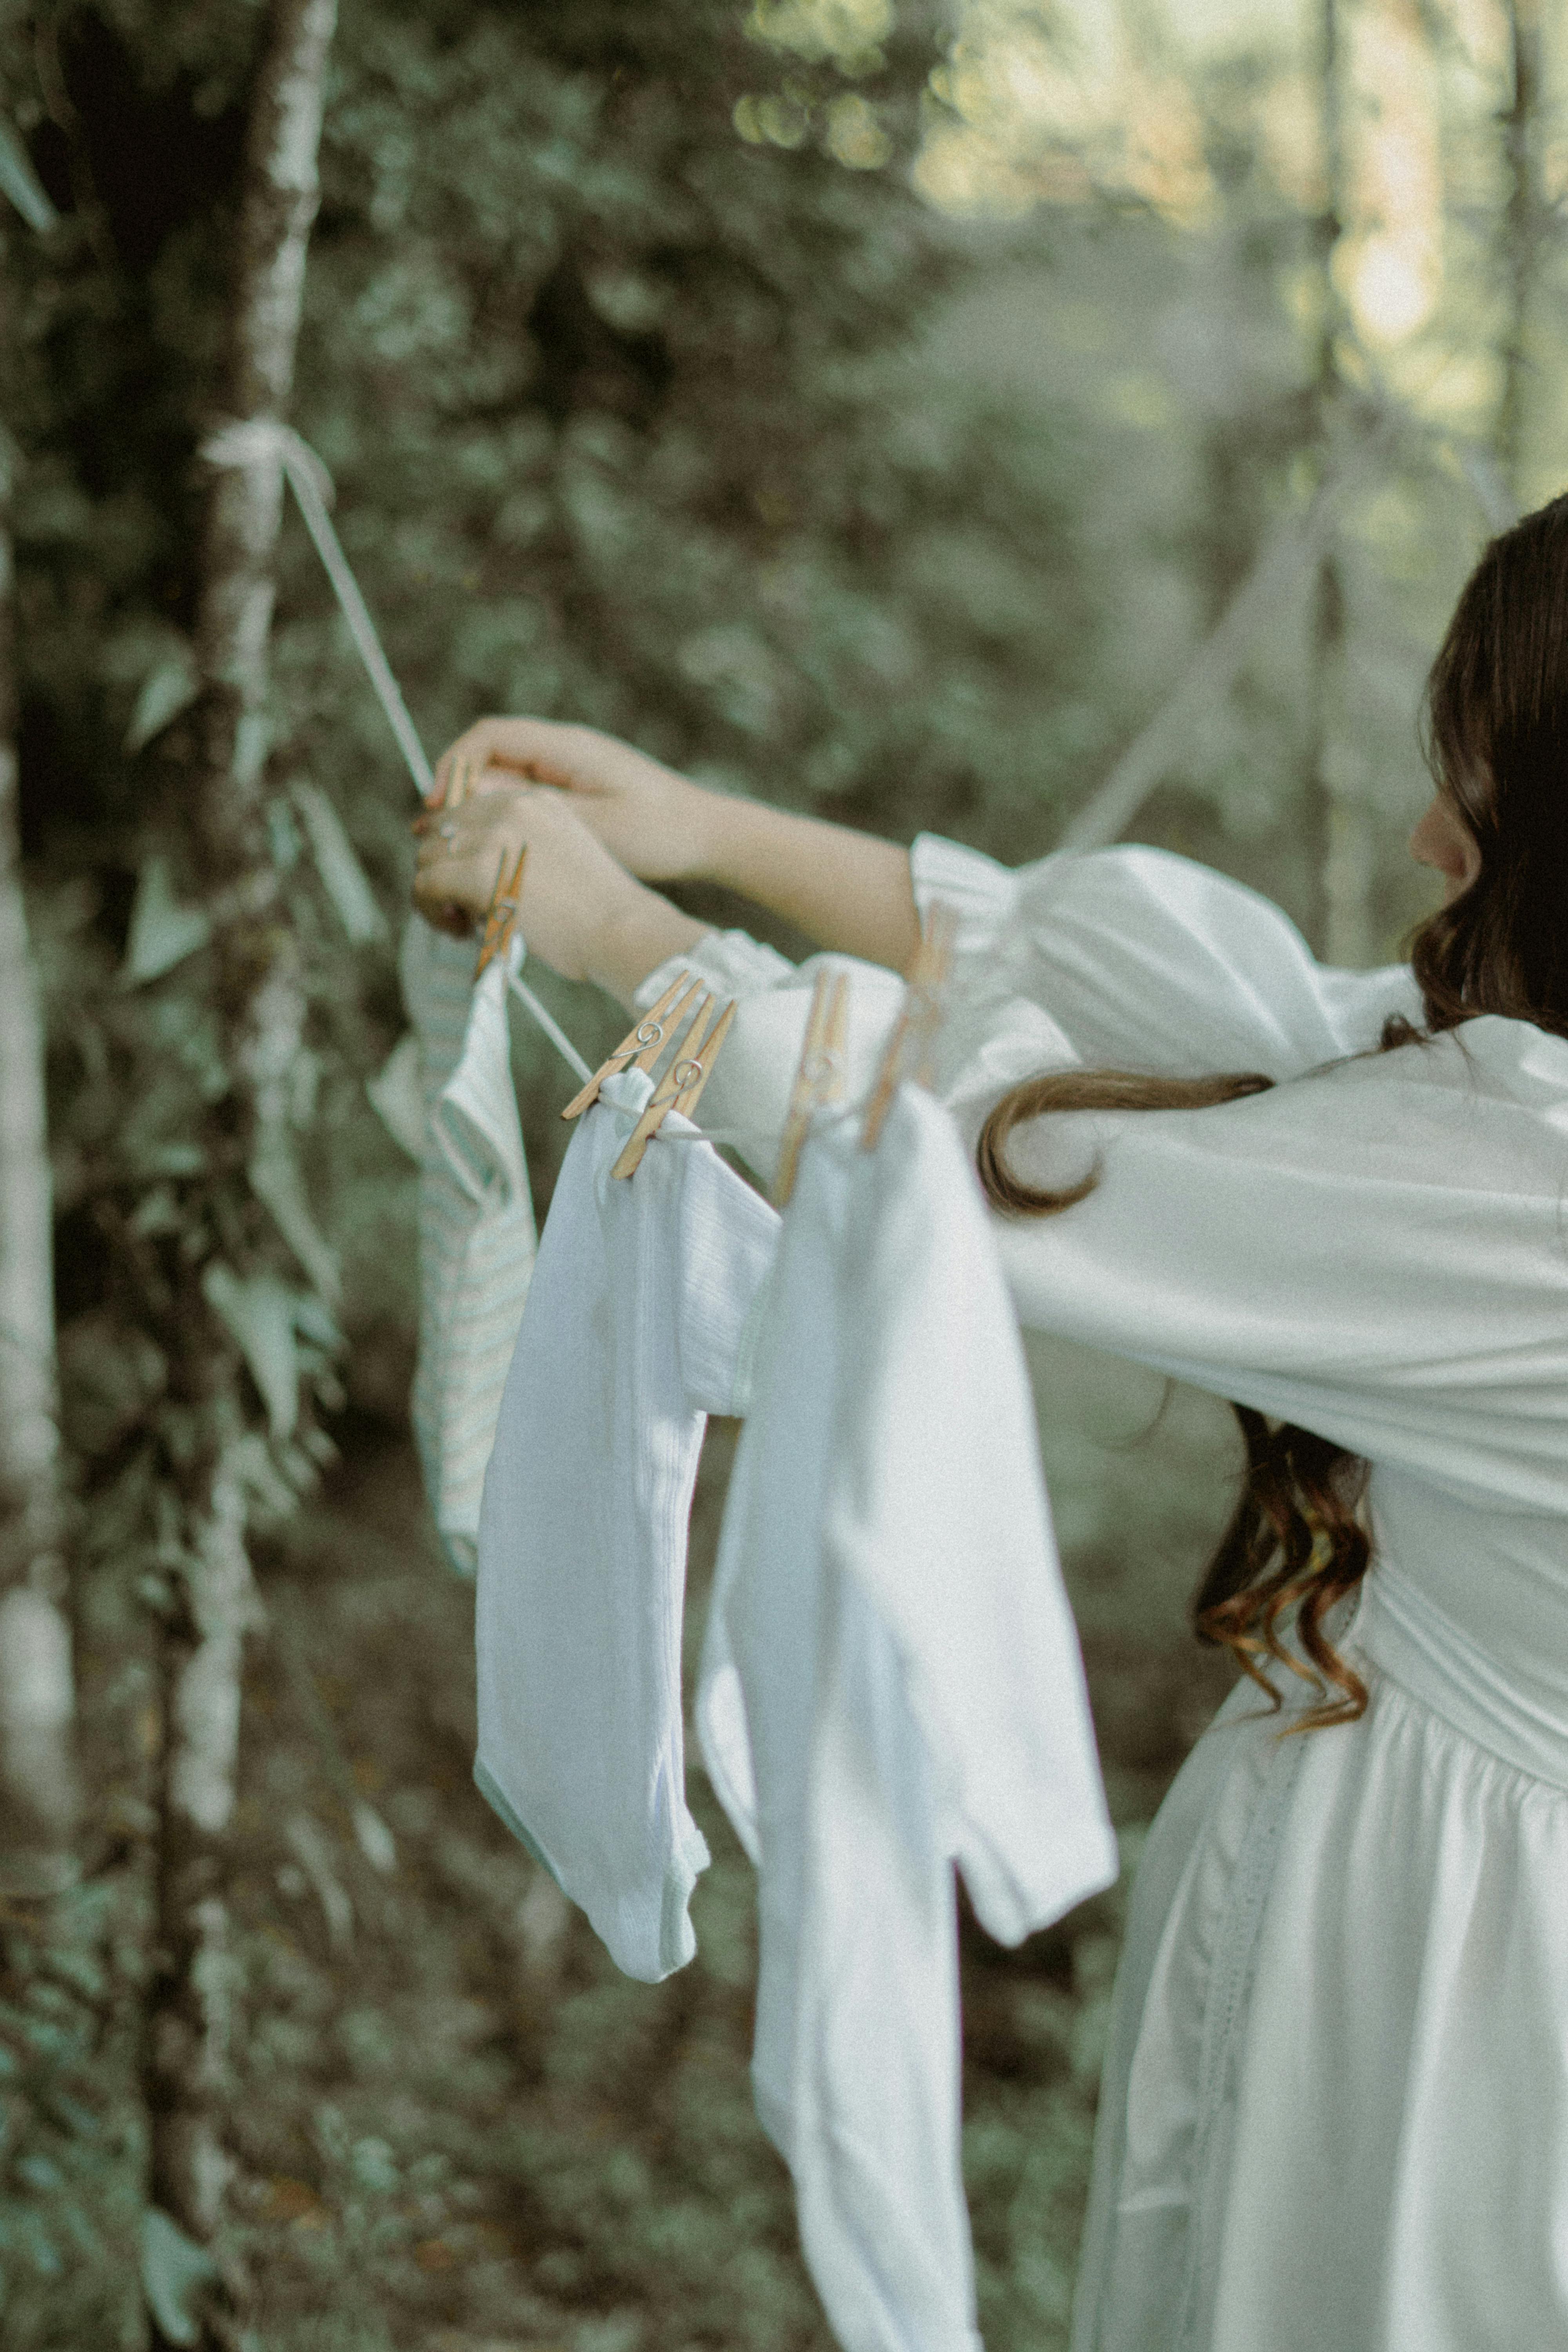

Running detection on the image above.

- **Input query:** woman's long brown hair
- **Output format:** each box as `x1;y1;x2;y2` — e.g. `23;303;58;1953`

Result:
978;492;1568;1731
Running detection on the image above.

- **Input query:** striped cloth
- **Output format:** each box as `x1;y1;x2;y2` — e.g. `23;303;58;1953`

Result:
400;916;538;1576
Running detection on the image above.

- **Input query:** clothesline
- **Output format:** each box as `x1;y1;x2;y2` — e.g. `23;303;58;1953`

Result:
201;414;593;1089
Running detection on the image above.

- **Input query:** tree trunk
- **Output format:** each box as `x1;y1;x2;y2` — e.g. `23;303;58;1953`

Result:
1497;0;1541;498
146;0;338;2299
0;323;77;1890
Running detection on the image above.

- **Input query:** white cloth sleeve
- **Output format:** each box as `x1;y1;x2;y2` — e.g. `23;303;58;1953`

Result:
637;836;1424;1189
910;832;1423;1078
829;1085;1116;1943
991;1018;1568;1515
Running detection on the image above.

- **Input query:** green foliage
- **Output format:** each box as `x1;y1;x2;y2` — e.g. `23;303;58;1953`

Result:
0;1882;145;2348
1;4;1119;2338
140;2206;218;2347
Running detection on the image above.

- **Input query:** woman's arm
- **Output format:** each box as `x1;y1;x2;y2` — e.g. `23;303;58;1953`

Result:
698;793;920;973
428;716;921;973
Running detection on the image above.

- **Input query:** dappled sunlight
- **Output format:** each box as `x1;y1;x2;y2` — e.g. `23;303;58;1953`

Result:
916;0;1214;223
1337;0;1444;347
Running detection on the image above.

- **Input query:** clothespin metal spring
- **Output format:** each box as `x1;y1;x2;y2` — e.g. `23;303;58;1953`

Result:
561;970;701;1121
610;994;738;1180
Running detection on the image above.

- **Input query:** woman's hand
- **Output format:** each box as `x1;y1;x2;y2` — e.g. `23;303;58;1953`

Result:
411;782;710;1001
430;716;718;885
413;783;639;981
429;713;920;972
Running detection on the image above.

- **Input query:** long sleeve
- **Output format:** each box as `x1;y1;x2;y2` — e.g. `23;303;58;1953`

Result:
989;1018;1568;1515
909;833;1423;1078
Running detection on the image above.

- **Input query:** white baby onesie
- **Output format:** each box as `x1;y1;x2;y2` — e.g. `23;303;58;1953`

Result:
700;1084;1116;2352
477;1070;780;1982
400;916;539;1577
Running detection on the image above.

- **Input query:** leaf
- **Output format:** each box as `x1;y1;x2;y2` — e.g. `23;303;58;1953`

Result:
365;1032;426;1161
0;120;57;234
248;1136;343;1308
290;779;387;944
352;1801;397;1875
140;2207;218;2349
121;858;211;986
201;1263;301;1441
124;645;200;753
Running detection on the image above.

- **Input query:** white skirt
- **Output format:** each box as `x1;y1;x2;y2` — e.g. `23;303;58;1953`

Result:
1070;1572;1568;2352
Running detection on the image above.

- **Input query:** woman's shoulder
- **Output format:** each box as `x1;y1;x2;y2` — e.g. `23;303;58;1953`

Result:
1393;1013;1568;1126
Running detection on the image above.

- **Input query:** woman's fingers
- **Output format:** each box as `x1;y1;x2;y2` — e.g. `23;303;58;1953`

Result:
425;721;708;886
431;717;604;808
412;782;573;924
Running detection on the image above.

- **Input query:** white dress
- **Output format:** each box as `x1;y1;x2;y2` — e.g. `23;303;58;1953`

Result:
635;832;1568;2352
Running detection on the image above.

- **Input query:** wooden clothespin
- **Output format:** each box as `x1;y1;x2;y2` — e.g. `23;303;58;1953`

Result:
610;993;737;1180
859;901;958;1152
445;752;479;808
772;965;850;1209
475;845;528;979
560;971;702;1121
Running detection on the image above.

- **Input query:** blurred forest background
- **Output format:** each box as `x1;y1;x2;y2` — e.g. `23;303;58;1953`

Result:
0;0;1565;2346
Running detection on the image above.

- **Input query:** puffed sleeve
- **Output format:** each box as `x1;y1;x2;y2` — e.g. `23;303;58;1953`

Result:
910;833;1424;1079
991;1018;1568;1515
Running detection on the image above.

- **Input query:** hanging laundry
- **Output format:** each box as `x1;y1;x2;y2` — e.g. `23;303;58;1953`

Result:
700;1082;1116;2352
477;1069;780;1984
401;915;538;1577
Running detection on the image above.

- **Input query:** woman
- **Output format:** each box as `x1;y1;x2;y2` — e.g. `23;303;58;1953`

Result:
413;495;1568;2350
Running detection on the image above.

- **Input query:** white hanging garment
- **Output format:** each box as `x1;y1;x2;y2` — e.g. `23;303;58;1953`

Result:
639;832;1568;2352
401;916;538;1576
700;1083;1116;2352
477;1069;780;1983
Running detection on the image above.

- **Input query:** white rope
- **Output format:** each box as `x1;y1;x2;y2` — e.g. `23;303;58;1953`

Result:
201;414;600;1090
201;417;435;798
506;968;593;1087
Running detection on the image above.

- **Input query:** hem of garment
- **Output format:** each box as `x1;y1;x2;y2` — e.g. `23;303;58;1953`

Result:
474;1757;706;1986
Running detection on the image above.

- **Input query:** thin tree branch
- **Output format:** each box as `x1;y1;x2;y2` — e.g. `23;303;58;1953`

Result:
0;231;77;1878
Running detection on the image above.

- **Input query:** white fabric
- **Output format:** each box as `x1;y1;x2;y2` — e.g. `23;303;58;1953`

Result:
641;833;1568;2352
401;916;538;1575
476;1069;779;1982
908;829;1425;1084
701;1085;1116;2352
635;933;910;1192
